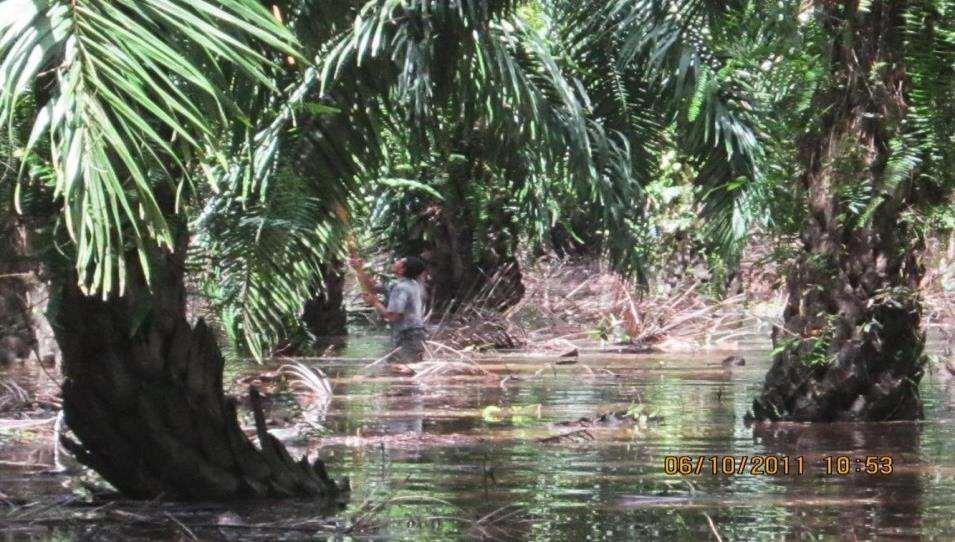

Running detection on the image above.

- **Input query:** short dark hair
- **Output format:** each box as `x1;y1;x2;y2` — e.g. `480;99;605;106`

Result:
402;256;427;279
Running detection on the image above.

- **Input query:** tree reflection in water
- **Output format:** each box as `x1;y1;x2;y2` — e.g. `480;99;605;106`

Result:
755;421;923;539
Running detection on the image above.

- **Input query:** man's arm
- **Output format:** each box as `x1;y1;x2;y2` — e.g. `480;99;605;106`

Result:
363;292;403;322
348;256;379;295
349;257;405;321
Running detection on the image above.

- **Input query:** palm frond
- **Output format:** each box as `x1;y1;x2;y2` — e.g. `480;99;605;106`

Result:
0;0;299;296
192;167;343;359
608;0;772;260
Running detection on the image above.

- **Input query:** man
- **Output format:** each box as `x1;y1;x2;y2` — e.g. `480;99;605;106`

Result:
348;255;428;363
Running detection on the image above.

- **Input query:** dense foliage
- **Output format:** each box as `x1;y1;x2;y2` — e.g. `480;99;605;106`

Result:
2;0;952;358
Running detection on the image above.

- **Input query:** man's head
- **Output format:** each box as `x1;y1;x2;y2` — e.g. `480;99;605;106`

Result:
393;256;427;279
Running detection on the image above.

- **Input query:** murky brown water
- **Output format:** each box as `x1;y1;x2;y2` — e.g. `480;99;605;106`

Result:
3;334;955;540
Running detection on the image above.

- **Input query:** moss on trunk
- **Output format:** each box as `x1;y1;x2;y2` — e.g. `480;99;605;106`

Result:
750;0;931;422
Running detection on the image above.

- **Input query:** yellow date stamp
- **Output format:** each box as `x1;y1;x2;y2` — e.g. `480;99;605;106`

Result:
663;455;895;476
664;455;806;476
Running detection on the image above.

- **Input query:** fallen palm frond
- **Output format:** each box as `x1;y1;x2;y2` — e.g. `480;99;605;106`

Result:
502;257;777;353
351;255;785;355
704;512;725;542
429;304;527;351
411;341;490;379
344;493;535;539
426;263;529;351
278;363;332;401
424;340;474;361
412;361;489;379
0;379;30;412
537;428;594;443
0;417;56;431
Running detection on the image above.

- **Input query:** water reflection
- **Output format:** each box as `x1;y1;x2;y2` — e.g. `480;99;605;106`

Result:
305;350;955;540
756;421;924;539
3;345;955;540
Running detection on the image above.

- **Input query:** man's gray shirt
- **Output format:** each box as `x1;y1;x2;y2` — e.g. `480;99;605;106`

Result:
386;278;425;335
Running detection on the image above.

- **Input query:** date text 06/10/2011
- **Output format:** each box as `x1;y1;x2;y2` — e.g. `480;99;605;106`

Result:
662;455;895;476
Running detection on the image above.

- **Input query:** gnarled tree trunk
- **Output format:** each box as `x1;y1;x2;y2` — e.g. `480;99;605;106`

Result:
750;1;931;422
56;234;339;500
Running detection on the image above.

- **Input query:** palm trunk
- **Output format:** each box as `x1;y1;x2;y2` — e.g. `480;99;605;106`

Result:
0;216;58;366
426;152;525;312
750;1;928;422
56;231;338;500
428;199;479;311
301;259;348;348
0;217;34;363
427;200;525;312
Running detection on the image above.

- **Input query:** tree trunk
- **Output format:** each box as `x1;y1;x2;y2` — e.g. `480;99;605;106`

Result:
0;216;58;366
0;217;34;364
301;259;348;349
750;1;929;422
427;199;479;311
426;203;525;312
56;234;339;500
425;152;525;312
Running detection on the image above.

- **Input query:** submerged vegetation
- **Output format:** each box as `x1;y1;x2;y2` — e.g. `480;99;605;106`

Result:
0;1;953;537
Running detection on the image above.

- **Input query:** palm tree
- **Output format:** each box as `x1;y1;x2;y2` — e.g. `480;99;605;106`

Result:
317;0;638;311
1;0;340;499
749;0;954;421
585;0;953;421
544;0;952;421
0;0;640;499
3;0;951;503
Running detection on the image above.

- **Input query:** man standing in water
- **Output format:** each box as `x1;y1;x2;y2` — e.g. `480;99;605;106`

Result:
348;255;428;363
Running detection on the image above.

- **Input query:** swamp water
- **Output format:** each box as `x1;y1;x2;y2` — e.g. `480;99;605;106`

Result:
3;336;955;540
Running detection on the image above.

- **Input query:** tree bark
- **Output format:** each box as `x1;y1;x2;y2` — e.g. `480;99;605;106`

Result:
0;215;58;366
301;259;348;348
56;234;339;500
425;151;525;312
427;198;478;311
426;202;525;312
750;1;930;422
0;217;35;364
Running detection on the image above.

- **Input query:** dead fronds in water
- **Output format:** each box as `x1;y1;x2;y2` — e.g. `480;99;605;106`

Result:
537;428;594;444
0;417;56;432
279;363;332;400
409;341;490;379
704;512;725;542
430;304;526;351
424;339;473;361
428;263;528;351
0;378;29;412
412;361;489;379
500;257;776;353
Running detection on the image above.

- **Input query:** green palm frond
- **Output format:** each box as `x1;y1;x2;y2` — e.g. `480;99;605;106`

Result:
192;167;344;359
194;66;370;359
894;1;954;193
315;0;644;282
320;1;612;177
0;0;299;296
545;0;827;279
607;0;773;260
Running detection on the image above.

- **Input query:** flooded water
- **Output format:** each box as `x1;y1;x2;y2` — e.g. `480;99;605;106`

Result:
3;334;955;540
